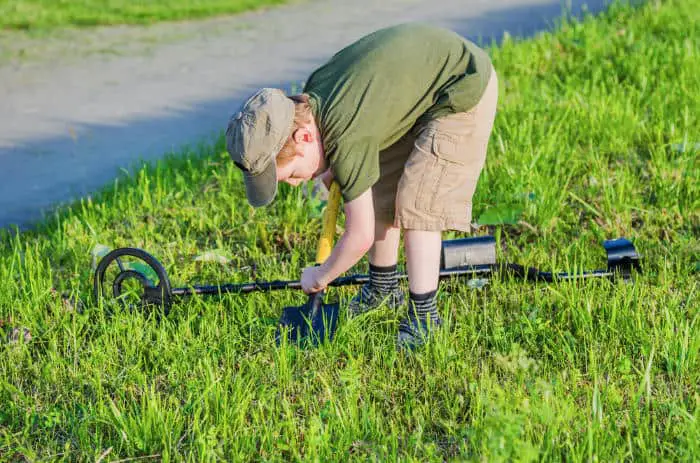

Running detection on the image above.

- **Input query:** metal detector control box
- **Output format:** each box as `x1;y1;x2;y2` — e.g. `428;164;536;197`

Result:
441;235;497;270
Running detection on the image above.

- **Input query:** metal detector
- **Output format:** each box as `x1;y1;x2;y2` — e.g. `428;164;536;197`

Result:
94;229;641;343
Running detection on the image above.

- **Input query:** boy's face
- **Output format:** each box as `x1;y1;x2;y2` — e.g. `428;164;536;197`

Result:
276;124;326;187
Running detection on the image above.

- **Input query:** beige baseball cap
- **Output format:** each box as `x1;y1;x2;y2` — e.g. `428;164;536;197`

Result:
226;88;295;207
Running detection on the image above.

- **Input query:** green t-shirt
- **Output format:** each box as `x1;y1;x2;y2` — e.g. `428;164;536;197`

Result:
304;23;492;202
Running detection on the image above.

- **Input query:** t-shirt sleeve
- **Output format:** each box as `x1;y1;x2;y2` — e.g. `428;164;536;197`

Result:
328;136;380;202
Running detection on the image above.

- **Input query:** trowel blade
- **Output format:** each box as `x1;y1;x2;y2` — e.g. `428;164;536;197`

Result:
275;296;339;346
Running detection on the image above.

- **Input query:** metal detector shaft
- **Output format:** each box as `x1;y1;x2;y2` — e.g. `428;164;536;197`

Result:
170;261;626;298
503;263;616;282
172;268;489;296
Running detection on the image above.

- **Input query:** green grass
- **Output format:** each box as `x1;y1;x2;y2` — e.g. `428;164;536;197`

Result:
1;0;699;460
0;0;289;30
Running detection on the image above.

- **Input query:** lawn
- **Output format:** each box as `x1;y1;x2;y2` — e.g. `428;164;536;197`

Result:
1;0;699;460
0;0;290;30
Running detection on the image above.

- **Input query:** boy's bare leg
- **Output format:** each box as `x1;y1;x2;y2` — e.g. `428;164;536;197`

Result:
348;220;403;316
398;229;442;348
368;220;401;266
404;229;441;294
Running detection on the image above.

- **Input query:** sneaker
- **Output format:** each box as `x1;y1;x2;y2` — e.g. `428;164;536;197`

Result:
397;311;442;350
347;283;405;317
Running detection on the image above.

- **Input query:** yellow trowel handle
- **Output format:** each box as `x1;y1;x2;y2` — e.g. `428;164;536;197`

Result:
315;181;342;265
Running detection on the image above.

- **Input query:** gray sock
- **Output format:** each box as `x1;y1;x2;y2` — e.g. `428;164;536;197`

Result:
408;289;439;323
369;263;399;293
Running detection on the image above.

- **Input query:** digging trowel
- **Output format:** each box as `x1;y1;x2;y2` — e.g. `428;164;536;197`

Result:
275;181;342;345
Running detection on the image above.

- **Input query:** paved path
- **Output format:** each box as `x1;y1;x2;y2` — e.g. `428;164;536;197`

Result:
0;0;608;229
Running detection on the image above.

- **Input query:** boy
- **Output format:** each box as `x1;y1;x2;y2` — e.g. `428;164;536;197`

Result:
226;23;498;348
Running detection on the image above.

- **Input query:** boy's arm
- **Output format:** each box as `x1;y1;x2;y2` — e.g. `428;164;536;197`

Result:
301;188;374;293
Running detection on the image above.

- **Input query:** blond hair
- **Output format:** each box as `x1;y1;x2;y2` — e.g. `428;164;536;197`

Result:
276;94;313;167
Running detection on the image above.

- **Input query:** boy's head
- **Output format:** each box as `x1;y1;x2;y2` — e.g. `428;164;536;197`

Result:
226;88;325;207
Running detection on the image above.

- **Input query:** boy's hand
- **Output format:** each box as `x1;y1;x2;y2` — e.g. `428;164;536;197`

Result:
301;265;329;294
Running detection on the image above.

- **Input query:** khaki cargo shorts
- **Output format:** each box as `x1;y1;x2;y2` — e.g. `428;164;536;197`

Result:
372;67;499;232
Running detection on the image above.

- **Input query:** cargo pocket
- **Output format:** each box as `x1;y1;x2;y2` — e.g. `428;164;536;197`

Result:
412;129;474;217
431;131;465;165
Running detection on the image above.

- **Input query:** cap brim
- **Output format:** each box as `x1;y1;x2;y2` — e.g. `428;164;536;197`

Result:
242;160;278;208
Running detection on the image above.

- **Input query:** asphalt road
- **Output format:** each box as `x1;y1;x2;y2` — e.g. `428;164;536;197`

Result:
0;0;610;229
